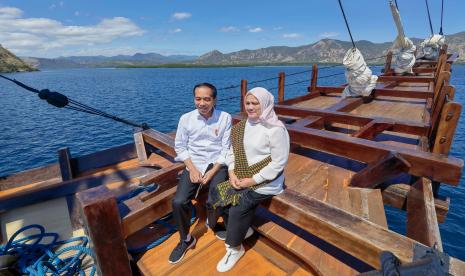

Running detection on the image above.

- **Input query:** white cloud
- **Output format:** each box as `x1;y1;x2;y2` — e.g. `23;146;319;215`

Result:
170;28;182;33
171;12;191;20
74;11;79;16
60;1;64;7
319;32;339;38
0;7;22;18
220;26;239;33
0;7;145;56
248;27;263;33
273;26;283;31
283;33;301;39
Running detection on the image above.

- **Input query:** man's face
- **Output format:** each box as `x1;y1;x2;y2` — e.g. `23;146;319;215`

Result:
194;86;216;117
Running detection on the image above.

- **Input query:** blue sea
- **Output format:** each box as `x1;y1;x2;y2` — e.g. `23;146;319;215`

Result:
1;65;465;260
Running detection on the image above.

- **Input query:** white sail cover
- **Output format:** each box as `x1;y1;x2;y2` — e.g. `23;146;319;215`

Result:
389;1;416;74
420;34;445;60
342;48;378;98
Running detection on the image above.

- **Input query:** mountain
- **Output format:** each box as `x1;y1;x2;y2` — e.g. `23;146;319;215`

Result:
195;32;465;65
22;53;198;69
17;31;465;69
0;44;36;73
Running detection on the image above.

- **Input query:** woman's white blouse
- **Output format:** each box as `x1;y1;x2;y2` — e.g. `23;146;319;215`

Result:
226;120;290;195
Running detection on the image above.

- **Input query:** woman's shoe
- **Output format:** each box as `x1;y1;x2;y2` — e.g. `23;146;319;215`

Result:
216;244;245;272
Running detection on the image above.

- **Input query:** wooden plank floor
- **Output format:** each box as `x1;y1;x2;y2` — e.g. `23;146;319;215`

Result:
350;98;426;122
136;207;306;275
294;94;340;109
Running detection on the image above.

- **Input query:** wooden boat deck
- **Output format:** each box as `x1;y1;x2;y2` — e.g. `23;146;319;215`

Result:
1;50;464;275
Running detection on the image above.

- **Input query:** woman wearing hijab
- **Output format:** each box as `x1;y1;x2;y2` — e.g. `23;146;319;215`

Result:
213;87;290;272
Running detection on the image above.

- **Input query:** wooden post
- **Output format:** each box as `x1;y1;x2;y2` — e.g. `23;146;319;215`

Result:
134;131;148;164
77;185;132;276
240;79;247;112
310;64;318;92
432;102;462;155
407;178;443;250
383;51;392;74
278;72;285;103
58;148;82;230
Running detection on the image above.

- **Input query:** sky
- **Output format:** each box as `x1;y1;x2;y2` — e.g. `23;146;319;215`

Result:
0;0;464;58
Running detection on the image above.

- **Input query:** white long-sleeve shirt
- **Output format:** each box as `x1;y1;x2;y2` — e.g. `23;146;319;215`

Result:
175;109;232;174
226;120;290;195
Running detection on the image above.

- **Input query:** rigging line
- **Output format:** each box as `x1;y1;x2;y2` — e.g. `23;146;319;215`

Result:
394;0;399;11
337;0;356;49
0;74;40;94
0;75;148;129
425;0;434;36
439;0;444;35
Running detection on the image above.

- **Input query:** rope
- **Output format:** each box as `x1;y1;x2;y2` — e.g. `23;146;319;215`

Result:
0;224;98;275
439;0;444;35
394;0;399;11
425;0;434;35
0;74;149;130
337;0;356;49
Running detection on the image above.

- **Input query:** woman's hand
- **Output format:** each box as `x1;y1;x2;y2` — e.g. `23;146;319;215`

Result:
229;170;241;189
238;178;256;188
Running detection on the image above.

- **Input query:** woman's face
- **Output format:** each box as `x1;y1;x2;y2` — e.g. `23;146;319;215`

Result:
245;94;261;121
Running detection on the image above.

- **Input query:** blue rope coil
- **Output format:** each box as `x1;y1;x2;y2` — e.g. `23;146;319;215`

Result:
0;224;98;276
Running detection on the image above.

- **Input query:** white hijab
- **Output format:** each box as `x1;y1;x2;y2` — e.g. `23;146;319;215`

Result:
246;87;285;129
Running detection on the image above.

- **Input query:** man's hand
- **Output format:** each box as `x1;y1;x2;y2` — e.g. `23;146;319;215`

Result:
238;178;256;188
189;167;202;183
229;170;242;189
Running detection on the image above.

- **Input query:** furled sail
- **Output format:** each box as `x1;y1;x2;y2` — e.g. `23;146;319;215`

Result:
420;34;445;60
389;1;416;74
342;48;378;98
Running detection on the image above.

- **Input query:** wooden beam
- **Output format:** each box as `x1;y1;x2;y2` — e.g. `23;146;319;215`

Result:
58;147;74;181
122;185;177;238
432;102;462;155
312;86;434;99
430;85;453;135
291;115;324;128
349;152;411;188
281;92;321;105
381;183;449;223
241;79;247;112
74;143;137;174
377;75;434;83
142;129;176;158
77;185;132;275
286;124;463;185
325;97;363;112
407;178;443;250
0;165;157;212
274;104;428;136
265;188;465;274
278;72;285;103
352;121;393;140
139;163;185;201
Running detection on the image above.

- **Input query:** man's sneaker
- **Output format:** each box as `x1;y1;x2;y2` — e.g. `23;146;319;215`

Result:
215;227;254;241
168;236;196;264
217;244;245;272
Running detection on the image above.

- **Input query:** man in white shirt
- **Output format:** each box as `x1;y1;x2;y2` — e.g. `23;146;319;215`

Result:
169;83;232;264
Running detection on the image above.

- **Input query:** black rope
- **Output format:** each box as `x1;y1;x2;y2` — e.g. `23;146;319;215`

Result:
439;0;444;35
425;0;434;35
0;74;149;130
337;0;356;49
394;0;399;11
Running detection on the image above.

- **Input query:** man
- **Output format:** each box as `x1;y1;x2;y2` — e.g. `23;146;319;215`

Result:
169;83;232;264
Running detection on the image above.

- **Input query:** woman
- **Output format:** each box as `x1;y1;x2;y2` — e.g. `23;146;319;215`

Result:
213;87;290;272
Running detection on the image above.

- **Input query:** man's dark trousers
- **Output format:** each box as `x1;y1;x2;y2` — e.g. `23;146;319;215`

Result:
172;166;228;241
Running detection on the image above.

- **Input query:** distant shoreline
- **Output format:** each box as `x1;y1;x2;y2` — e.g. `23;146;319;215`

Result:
117;62;383;69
